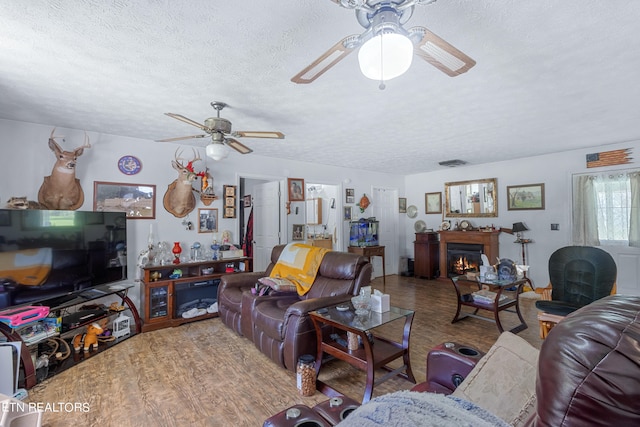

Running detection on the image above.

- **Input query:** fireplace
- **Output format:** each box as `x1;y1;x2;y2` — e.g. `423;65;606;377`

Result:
438;230;501;279
174;278;220;317
447;243;483;277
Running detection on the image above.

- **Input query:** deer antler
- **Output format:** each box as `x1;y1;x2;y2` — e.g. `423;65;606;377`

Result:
78;131;91;150
174;148;202;171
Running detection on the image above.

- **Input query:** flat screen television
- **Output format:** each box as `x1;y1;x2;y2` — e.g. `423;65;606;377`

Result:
0;209;127;310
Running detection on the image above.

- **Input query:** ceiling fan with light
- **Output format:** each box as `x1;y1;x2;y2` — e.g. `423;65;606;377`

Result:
156;101;285;160
291;0;475;87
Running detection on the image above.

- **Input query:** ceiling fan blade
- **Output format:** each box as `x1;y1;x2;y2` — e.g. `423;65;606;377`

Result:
410;27;476;77
164;113;209;131
291;35;359;84
233;131;285;139
155;134;207;142
225;138;253;154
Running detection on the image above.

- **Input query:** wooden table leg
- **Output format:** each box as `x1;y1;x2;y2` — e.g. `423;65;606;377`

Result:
362;334;376;403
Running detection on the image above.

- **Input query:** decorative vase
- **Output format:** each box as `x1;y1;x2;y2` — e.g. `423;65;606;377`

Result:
211;242;220;260
172;242;182;264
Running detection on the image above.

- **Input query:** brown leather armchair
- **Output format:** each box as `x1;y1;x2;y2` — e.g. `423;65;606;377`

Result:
218;244;372;372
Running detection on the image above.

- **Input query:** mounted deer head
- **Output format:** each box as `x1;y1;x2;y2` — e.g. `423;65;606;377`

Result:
163;148;203;218
38;127;91;210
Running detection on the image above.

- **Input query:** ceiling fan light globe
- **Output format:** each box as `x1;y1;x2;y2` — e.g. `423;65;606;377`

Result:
358;33;413;81
206;143;229;161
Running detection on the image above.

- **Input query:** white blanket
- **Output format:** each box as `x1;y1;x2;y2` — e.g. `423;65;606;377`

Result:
337;391;508;427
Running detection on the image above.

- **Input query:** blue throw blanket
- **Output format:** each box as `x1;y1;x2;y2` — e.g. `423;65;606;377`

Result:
337;391;508;427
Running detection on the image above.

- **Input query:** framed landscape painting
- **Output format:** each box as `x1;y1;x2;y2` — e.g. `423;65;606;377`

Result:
93;181;156;219
425;192;442;214
507;183;545;210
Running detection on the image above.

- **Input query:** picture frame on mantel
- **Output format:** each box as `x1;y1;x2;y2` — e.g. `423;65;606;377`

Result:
507;183;545;210
425;192;442;214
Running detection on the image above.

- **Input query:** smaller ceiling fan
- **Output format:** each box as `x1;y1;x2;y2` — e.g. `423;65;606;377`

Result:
291;0;475;85
157;101;284;159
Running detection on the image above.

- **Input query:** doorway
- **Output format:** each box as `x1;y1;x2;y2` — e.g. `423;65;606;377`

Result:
239;176;284;271
371;186;399;279
305;182;342;250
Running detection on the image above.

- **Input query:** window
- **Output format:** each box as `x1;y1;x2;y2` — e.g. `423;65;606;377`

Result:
573;169;640;247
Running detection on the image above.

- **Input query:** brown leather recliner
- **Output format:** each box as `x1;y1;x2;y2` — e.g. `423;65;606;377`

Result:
217;244;372;372
533;295;640;426
410;295;640;426
217;245;285;336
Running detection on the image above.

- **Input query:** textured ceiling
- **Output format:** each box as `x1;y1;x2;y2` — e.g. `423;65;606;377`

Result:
1;0;639;175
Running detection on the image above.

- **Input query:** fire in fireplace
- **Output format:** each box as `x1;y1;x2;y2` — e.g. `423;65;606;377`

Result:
447;243;484;277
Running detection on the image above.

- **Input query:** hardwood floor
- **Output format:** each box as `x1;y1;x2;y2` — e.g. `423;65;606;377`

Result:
26;275;543;427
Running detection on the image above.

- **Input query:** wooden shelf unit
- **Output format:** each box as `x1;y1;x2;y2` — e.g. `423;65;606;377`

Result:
0;284;141;390
140;258;251;332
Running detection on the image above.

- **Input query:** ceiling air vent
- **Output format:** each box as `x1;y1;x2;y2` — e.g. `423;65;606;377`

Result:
438;159;467;167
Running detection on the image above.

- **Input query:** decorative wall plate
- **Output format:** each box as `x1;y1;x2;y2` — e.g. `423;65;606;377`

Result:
117;155;142;175
414;220;427;233
406;205;418;218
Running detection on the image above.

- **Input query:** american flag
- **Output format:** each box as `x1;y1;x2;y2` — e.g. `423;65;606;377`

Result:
586;148;632;168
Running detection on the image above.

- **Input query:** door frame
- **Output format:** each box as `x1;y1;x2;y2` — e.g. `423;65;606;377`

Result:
238;172;287;259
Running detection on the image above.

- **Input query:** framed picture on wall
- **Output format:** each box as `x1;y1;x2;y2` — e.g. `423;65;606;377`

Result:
398;197;407;213
288;178;305;201
243;195;252;207
343;206;353;221
425;192;442;214
93;181;156;219
292;224;305;241
507;183;545;210
345;188;355;204
198;208;218;233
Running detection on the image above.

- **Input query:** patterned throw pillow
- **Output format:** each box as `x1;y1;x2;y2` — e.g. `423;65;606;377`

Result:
258;277;298;292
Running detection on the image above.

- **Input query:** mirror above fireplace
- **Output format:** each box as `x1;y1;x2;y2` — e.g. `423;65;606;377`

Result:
444;178;498;218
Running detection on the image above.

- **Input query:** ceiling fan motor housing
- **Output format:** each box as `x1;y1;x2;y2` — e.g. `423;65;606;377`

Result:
204;117;232;133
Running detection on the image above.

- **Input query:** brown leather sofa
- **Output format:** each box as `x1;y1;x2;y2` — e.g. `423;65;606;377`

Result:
218;244;372;371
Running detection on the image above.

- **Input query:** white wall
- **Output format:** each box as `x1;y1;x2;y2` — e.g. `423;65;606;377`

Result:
0;118;404;308
3;117;637;301
402;140;640;295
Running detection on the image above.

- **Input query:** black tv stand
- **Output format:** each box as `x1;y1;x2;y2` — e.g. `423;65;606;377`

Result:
0;284;141;389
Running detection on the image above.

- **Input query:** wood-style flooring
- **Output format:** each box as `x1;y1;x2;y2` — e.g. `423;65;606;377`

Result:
26;275;543;427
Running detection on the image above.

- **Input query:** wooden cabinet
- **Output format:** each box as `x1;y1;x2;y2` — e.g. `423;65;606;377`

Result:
414;232;439;279
140;257;251;332
307;236;333;249
306;198;323;224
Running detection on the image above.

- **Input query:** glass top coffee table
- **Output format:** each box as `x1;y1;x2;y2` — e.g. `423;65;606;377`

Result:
310;302;416;403
450;276;529;334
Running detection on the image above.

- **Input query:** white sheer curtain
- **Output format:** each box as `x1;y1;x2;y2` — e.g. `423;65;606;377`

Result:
630;172;640;247
573;170;640;247
572;175;599;246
